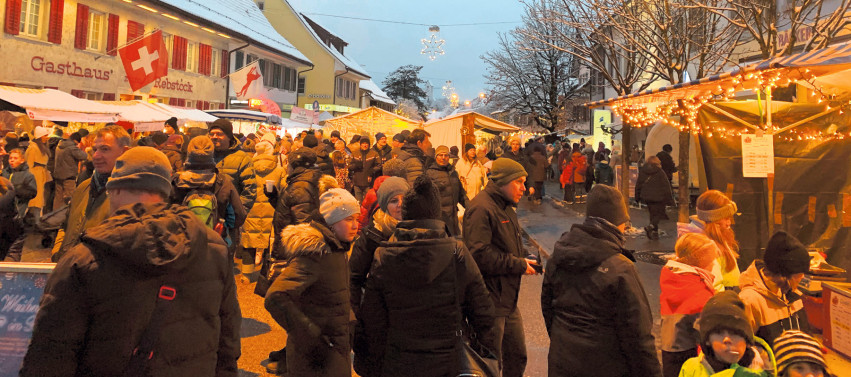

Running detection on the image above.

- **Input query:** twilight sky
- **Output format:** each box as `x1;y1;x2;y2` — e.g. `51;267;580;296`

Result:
287;0;525;104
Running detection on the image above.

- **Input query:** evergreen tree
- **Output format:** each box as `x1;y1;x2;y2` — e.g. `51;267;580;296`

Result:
382;65;428;113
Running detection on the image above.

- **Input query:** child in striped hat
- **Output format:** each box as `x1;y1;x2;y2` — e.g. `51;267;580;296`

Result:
774;330;829;377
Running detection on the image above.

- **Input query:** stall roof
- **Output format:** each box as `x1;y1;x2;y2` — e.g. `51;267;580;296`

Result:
426;112;520;133
152;103;218;123
323;106;421;137
424;112;519;150
0;86;119;122
206;109;281;124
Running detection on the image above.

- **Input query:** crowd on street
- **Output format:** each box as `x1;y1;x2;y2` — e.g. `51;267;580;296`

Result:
0;119;834;377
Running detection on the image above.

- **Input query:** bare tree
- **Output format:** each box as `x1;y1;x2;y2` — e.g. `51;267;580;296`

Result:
482;4;583;132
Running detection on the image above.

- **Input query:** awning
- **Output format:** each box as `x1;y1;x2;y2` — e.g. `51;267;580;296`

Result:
206;109;282;125
0;85;119;123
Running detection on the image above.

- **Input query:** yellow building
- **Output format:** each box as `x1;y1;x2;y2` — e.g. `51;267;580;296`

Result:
259;0;370;116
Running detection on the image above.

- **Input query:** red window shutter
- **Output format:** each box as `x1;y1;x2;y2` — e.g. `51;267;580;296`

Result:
168;98;177;106
126;20;144;41
4;0;21;35
219;103;225;109
172;36;187;70
106;14;119;55
102;93;116;101
71;90;84;98
47;0;64;43
74;4;89;50
220;49;229;78
199;44;212;76
177;98;186;107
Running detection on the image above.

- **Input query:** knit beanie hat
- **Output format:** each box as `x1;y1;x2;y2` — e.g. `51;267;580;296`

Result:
150;131;168;146
77;128;89;138
303;133;319;148
698;291;754;345
402;175;441;221
5;132;19;150
70;132;82;143
489;158;528;187
208;119;234;141
764;231;810;276
106;146;173;198
382;158;406;178
435;145;450;156
774;330;828;376
377;177;410;213
165;117;178;130
392;133;406;143
360;137;371;145
185;136;216;170
375;132;386;141
464;143;476;153
586;184;630;226
319;188;360;225
242;138;256;153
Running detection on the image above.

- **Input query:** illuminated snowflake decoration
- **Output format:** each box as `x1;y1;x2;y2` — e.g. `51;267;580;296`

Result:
442;80;455;99
421;26;445;61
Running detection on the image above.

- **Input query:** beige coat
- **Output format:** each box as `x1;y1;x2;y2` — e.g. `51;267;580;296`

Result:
241;154;285;249
25;141;52;210
455;157;486;201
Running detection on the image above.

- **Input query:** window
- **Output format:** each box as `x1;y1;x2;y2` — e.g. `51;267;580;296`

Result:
86;10;105;51
246;54;257;64
283;67;292;91
234;50;244;70
186;42;198;73
297;77;305;95
163;33;173;58
272;63;282;89
211;48;220;77
19;0;47;37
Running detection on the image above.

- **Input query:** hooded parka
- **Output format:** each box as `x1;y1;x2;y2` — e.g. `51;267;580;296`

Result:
738;260;810;347
214;136;256;210
21;203;242;377
241;154;285;249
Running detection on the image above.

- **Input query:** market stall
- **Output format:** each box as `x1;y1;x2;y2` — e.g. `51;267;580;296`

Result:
0;86;119;125
206;109;282;135
425;111;519;150
322;106;422;140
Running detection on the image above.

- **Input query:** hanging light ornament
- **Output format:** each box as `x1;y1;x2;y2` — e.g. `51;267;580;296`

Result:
442;80;455;99
421;25;445;61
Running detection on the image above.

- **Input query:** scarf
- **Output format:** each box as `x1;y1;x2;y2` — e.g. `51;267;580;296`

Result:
372;209;399;238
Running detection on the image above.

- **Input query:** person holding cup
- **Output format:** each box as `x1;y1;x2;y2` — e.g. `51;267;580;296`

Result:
239;139;285;283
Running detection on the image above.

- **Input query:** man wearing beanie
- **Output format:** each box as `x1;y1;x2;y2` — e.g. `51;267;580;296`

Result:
52;125;130;262
396;128;432;185
739;231;811;346
208;118;256;210
305;132;335;176
426;145;467;236
463;157;537;377
22;147;241;377
371;132;392;178
542;184;661;377
349;136;379;202
265;188;359;377
355;175;495;377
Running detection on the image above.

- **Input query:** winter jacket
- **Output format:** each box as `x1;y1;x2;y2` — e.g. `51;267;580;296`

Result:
214;137;256;210
659;260;715;353
595;161;615;186
636;163;673;205
529;151;549;183
46;135;60;175
161;143;184;174
372;143;393;176
542;217;661;377
738;261;810;347
397;144;431;185
264;222;352;377
560;160;575;187
53;139;87;181
54;173;111;261
1;163;37;220
272;152;323;257
463;183;527;316
21;203;241;377
426;161;468;236
571;152;587;184
313;145;335;177
358;176;387;232
677;216;740;289
657;150;677;181
355;219;495;377
350;209;397;316
456;157;486;201
240;155;284;249
350;147;379;188
172;169;246;229
25;140;52;209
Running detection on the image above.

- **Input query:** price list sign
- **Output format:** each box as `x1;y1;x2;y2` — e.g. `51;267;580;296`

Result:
741;133;774;178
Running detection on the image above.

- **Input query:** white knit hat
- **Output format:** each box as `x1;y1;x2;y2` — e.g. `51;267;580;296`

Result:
33;126;51;139
319;188;359;225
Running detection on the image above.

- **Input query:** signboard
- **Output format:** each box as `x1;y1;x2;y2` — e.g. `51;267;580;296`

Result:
592;109;612;149
741;133;774;178
290;106;317;125
0;263;55;376
312;100;320;116
824;282;851;359
305;103;359;114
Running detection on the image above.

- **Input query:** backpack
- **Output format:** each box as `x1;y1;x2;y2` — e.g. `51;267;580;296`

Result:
182;187;218;229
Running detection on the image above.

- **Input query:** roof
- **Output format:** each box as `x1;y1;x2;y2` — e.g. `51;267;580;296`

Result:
153;0;311;66
426;112;520;133
359;79;395;105
206;109;282;124
0;86;120;122
276;3;368;77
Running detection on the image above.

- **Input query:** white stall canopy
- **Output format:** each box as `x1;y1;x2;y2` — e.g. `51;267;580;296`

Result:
0;85;119;123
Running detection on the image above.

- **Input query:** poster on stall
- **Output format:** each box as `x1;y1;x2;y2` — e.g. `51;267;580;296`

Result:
290;106;317;125
741;133;774;178
0;263;54;377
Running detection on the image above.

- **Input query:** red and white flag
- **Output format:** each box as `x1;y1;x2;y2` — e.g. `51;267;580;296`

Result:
119;30;169;92
230;60;266;100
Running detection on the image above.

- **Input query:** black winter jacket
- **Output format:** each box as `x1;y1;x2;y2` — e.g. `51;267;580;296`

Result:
349;148;379;188
635;163;674;205
462;183;527;316
542;218;660;377
426;162;467;236
656;150;676;181
397;144;431;185
355;219;495;377
313;145;335;177
272;151;323;258
349;221;390;316
21;203;241;377
2;163;37;219
53;139;87;180
372;144;393;177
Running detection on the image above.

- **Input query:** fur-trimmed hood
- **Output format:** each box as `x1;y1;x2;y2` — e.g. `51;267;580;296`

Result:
280;221;347;258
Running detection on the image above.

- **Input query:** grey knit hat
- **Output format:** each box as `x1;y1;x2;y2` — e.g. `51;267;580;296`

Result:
106;146;173;198
319;188;360;225
586;184;630;226
489;158;527;187
382;158;406;178
377;177;409;213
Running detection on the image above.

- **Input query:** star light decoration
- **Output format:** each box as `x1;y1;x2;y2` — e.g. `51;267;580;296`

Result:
605;68;851;142
421;26;445;61
442;80;455;99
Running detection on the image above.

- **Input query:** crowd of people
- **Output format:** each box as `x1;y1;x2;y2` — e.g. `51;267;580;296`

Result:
1;119;833;377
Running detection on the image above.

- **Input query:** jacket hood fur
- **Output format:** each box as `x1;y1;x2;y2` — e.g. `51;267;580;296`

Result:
280;222;344;258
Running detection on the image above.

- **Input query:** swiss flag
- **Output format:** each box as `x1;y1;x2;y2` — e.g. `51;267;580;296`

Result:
118;30;169;92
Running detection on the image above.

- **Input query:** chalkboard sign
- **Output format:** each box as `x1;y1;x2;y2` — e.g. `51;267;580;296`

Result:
0;262;54;377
